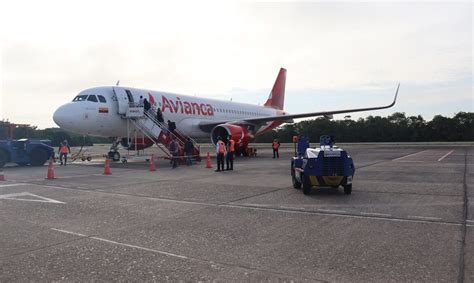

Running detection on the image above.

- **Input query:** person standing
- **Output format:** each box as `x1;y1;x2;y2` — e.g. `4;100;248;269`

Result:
138;96;144;107
169;137;178;169
215;136;226;172
167;120;176;134
143;98;150;111
184;137;194;166
58;140;71;166
297;135;309;157
156;108;164;123
226;135;235;170
272;138;280;159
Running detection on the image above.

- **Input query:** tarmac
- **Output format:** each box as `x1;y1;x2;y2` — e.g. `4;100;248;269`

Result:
0;145;472;282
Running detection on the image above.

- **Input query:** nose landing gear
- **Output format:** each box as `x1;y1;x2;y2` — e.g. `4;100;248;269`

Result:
108;139;121;162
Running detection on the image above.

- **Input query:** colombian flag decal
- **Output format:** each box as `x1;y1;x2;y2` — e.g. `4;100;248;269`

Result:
99;107;109;113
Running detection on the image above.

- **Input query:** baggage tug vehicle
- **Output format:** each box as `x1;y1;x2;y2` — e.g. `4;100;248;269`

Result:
291;135;355;195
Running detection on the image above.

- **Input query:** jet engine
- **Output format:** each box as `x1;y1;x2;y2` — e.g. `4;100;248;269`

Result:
210;124;253;149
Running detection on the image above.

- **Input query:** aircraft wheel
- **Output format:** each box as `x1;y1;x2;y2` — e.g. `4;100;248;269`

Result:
86;156;92;161
302;175;312;195
30;149;48;166
108;151;120;162
344;184;352;195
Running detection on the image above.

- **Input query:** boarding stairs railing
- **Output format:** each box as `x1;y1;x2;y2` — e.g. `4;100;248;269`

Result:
128;107;201;162
144;108;201;162
128;119;173;159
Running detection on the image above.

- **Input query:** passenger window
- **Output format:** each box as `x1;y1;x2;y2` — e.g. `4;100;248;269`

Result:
73;95;88;102
87;95;98;102
98;95;107;103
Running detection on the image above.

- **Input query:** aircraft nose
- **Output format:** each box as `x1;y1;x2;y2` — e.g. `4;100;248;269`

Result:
53;104;75;129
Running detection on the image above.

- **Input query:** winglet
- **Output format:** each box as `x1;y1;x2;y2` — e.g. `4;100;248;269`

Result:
389;83;400;107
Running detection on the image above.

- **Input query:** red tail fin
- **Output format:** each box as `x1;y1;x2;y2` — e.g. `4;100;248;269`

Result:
264;68;286;110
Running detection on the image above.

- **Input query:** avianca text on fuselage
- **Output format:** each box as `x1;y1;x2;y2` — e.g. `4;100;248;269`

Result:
161;95;214;116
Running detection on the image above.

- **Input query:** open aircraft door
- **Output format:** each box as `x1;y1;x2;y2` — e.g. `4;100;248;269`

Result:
113;87;130;115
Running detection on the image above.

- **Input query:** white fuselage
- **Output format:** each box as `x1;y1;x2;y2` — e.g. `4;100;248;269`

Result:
53;86;283;139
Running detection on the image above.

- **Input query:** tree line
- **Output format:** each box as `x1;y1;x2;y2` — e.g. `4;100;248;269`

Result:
0;121;110;146
255;112;474;143
1;112;472;146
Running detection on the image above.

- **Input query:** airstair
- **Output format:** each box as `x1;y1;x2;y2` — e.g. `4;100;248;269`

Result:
126;106;201;163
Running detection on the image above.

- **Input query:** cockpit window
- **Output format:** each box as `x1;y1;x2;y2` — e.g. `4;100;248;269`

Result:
87;95;98;102
98;95;107;103
73;95;88;102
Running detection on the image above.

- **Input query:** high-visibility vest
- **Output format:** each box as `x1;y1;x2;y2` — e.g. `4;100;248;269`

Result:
272;141;280;149
59;145;69;154
218;141;225;154
228;140;235;152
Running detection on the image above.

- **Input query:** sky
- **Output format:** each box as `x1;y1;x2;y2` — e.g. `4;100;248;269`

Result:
0;0;472;129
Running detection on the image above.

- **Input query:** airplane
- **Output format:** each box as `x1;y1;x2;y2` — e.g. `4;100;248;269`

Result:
53;68;399;159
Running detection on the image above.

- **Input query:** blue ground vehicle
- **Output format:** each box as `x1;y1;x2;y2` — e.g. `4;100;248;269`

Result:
291;135;355;195
0;139;55;167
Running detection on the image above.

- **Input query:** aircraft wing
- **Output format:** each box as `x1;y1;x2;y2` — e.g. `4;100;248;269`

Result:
199;84;399;132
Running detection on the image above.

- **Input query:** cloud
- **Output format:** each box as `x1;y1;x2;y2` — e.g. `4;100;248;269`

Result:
0;1;471;128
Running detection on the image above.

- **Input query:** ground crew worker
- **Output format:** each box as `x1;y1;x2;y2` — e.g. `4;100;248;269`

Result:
226;135;235;170
58;140;71;166
297;135;309;157
215;136;226;172
272;138;280;158
169;136;178;169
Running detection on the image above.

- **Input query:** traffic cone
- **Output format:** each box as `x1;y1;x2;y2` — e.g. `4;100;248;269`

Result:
206;152;212;168
46;158;56;180
0;170;5;181
149;154;156;172
103;158;111;175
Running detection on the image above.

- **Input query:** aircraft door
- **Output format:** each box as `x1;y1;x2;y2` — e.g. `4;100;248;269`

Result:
113;87;129;114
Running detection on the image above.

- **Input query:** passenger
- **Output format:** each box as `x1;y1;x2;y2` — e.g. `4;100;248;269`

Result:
184;137;194;166
226;135;235;170
138;96;144;107
297;135;309;157
215;136;226;172
167;120;176;133
171;121;176;133
169;136;178;169
167;120;176;134
272;138;280;158
143;98;150;111
156;108;164;123
58;140;71;166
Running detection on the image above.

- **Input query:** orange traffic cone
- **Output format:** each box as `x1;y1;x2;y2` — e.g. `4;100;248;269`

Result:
206;152;212;168
46;158;56;180
0;170;5;181
103;158;111;175
149;154;156;172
